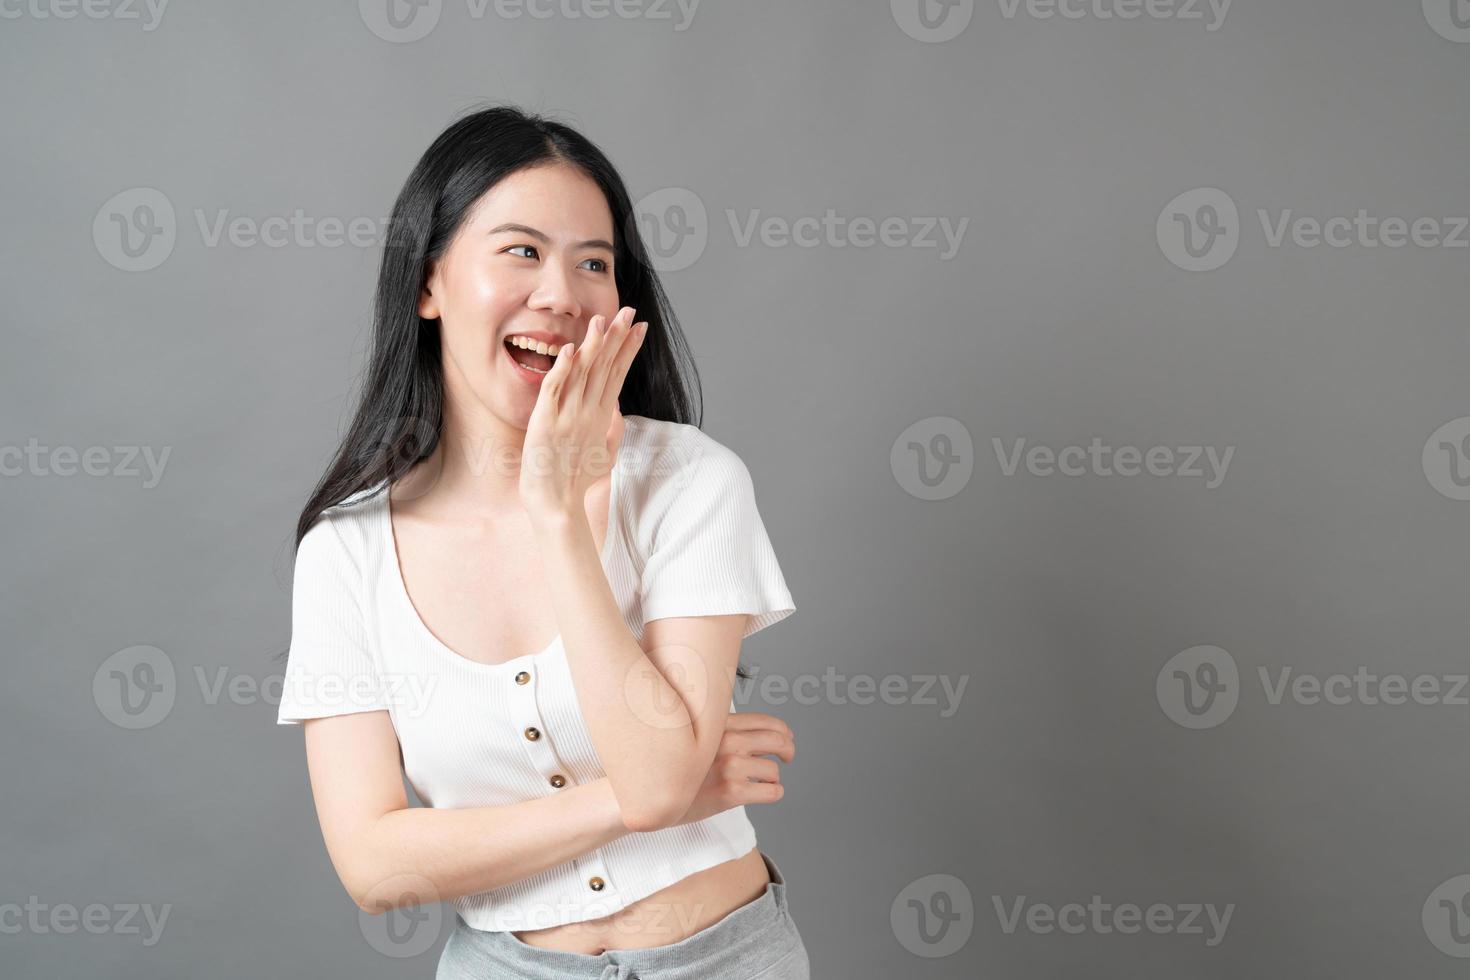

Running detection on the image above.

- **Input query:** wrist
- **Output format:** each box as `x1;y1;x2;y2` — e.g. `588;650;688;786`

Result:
527;503;586;537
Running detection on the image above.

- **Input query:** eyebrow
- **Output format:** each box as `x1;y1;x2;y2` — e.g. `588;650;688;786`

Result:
487;223;615;253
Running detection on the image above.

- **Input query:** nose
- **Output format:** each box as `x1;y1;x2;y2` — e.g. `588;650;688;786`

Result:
527;259;582;322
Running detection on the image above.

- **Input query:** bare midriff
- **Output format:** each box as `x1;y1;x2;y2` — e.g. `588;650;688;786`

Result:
510;846;770;954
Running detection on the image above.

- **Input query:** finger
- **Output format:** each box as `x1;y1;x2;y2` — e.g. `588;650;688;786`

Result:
725;712;795;742
562;314;605;409
566;310;610;410
729;729;795;762
730;756;782;784
734;779;785;807
583;306;634;407
537;337;577;411
600;321;646;412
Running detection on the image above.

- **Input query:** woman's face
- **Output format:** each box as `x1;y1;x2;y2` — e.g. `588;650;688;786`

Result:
419;161;620;430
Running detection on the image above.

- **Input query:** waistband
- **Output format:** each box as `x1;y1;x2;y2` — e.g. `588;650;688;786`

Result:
440;850;795;980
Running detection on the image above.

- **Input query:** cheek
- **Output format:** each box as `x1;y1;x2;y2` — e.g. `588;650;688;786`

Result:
441;273;520;347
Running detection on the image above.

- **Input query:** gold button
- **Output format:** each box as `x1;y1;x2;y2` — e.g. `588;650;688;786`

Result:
588;876;605;891
549;774;567;788
515;671;530;685
524;726;541;741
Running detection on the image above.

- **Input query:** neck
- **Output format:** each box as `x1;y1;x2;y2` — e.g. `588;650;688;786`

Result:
418;391;529;514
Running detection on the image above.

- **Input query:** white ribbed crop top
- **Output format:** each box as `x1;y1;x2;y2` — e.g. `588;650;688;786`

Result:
276;414;796;931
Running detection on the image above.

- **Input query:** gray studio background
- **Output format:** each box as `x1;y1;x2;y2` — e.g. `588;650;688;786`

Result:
4;0;1469;977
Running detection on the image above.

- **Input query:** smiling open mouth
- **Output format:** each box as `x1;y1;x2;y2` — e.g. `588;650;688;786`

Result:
504;336;560;375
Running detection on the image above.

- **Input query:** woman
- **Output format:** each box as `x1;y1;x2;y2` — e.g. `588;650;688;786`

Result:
275;104;810;979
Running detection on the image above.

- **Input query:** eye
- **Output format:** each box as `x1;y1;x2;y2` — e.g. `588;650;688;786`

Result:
504;246;609;273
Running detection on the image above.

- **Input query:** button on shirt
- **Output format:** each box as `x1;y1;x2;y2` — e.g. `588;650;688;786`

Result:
276;415;797;933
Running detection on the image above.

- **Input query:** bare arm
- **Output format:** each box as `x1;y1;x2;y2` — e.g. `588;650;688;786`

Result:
299;704;795;912
303;708;626;914
535;512;745;832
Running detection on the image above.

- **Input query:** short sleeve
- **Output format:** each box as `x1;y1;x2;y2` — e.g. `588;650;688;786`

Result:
639;440;796;639
276;515;392;725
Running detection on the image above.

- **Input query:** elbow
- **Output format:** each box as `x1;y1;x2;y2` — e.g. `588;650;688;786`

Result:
621;802;679;834
619;780;698;834
345;856;433;916
347;868;386;915
352;871;436;916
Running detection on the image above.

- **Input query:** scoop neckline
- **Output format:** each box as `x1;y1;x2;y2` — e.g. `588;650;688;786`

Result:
380;453;622;674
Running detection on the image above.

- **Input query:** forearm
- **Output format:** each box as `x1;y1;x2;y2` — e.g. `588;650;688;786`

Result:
535;512;699;827
354;776;626;913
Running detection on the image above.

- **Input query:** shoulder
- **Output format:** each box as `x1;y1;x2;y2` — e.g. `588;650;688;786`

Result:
618;415;753;501
617;416;763;551
296;482;388;573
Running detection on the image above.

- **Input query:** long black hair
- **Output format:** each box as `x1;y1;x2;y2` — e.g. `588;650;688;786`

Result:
283;105;757;683
294;103;701;550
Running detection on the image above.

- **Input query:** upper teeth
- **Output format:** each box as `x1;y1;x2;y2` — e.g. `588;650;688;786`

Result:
509;335;562;355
